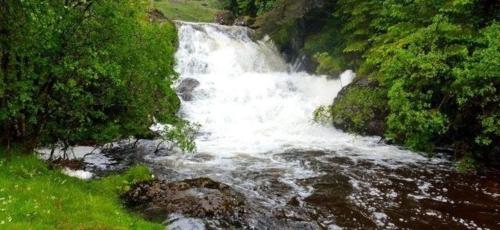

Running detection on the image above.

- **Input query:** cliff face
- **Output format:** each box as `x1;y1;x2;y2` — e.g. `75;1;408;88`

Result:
252;0;335;72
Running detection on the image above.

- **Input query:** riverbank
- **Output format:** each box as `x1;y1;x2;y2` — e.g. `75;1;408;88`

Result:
0;151;162;229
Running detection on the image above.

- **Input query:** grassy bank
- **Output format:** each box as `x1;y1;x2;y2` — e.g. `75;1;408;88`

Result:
0;152;162;229
153;0;222;22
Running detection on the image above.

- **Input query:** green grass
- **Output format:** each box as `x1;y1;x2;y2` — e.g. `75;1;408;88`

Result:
0;152;163;229
153;0;223;22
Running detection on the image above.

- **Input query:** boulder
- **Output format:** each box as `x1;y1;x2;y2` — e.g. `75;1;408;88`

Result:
214;11;235;25
177;78;200;101
234;16;256;27
330;77;388;136
122;178;246;224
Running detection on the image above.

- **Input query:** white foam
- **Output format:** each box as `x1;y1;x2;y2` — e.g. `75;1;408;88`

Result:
62;168;93;180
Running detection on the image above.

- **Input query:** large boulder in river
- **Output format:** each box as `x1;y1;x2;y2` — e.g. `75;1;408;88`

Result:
177;78;200;101
122;178;246;224
328;77;388;137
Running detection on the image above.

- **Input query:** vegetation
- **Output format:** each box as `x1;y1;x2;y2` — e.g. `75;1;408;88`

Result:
153;0;223;22
301;0;500;165
0;0;190;152
0;1;200;229
0;152;162;229
222;0;277;17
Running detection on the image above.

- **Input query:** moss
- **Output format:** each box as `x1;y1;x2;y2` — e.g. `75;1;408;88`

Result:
316;82;389;136
0;152;162;229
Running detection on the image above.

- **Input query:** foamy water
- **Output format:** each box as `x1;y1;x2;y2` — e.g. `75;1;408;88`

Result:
174;22;429;164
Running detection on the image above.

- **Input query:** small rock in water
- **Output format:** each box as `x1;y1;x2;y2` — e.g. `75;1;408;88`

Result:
177;78;200;101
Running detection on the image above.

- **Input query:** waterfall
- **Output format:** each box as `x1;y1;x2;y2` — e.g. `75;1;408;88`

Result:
174;22;425;162
175;21;354;154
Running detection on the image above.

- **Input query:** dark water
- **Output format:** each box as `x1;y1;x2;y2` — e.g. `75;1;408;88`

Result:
114;142;499;229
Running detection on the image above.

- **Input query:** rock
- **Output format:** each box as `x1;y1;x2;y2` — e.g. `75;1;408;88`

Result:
148;9;168;22
166;214;206;230
177;78;200;101
253;0;335;72
288;196;301;207
50;158;83;170
214;11;235;25
122;178;246;225
234;16;255;27
331;76;387;136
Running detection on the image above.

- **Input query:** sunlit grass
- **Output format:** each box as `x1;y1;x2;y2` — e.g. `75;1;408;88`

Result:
153;0;222;22
0;152;162;229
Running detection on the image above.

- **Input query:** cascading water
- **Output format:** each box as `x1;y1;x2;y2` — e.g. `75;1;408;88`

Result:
144;22;500;229
174;22;423;161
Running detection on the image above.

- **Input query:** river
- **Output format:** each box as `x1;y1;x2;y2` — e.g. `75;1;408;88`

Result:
140;22;500;229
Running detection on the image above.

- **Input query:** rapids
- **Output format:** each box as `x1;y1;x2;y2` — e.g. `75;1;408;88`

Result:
144;22;500;229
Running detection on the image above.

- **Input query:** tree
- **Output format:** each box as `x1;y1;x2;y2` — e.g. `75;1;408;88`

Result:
0;0;183;151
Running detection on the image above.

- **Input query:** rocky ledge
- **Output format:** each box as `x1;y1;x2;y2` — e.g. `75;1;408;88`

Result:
122;177;246;225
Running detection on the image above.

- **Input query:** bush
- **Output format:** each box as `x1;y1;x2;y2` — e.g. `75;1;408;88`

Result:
0;0;182;151
312;0;499;164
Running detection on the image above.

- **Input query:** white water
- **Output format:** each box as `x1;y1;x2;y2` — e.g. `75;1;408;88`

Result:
175;22;428;164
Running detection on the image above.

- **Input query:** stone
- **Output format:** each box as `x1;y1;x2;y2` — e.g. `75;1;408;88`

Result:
214;11;235;25
122;178;246;225
234;16;255;27
177;78;200;101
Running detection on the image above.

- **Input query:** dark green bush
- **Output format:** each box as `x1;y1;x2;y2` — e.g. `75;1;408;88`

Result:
309;0;499;163
0;0;182;150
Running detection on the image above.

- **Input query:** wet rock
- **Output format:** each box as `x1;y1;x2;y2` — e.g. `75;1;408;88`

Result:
122;178;246;225
214;11;235;25
165;214;206;230
177;78;200;101
288;196;301;207
234;16;255;27
82;139;174;176
50;158;84;170
330;76;388;136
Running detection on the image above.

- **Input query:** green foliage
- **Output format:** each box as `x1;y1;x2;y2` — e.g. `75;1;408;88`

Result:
0;0;184;150
159;120;200;152
223;0;277;16
456;154;479;174
0;153;162;229
313;52;343;76
311;0;499;163
452;23;500;150
315;85;388;136
386;80;448;151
